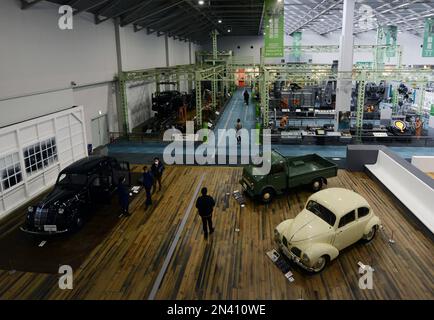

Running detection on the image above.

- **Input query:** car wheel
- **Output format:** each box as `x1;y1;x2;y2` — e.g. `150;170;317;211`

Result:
261;188;274;204
311;255;329;273
363;226;377;243
311;179;323;192
72;215;84;232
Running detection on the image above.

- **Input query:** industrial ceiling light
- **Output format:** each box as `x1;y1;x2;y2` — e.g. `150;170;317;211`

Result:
218;19;222;24
198;0;204;5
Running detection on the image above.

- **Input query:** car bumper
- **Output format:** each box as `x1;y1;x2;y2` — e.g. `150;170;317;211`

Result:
20;226;69;235
239;179;255;197
275;240;315;272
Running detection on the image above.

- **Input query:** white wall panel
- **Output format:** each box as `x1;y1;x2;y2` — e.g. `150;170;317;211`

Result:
0;1;117;99
0;107;87;221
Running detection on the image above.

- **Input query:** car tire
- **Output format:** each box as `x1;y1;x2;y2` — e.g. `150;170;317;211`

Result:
310;255;329;274
261;188;275;204
72;214;84;232
362;226;377;243
311;178;323;192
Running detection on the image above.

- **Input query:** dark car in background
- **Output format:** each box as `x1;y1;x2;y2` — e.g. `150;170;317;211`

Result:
21;156;130;235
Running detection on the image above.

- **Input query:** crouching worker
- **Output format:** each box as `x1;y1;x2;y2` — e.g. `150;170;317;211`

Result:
142;166;154;209
195;187;215;240
117;176;130;217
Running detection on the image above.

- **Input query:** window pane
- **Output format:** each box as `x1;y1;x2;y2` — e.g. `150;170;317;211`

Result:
358;207;370;218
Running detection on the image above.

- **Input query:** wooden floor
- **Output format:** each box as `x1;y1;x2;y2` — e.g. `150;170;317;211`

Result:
0;166;433;300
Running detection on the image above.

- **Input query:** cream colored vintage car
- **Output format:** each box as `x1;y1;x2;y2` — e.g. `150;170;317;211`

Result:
274;188;381;273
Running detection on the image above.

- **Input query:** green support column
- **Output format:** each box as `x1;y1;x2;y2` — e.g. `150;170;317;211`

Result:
261;69;270;127
211;30;219;112
418;86;426;116
356;78;366;143
187;73;192;93
118;73;129;134
195;70;202;128
392;84;399;114
176;71;180;92
156;73;160;94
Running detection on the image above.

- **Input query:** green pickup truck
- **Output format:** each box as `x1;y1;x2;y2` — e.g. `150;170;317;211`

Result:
240;150;338;203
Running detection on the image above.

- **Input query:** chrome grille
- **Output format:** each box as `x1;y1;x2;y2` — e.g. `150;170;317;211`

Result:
34;207;49;227
291;247;302;257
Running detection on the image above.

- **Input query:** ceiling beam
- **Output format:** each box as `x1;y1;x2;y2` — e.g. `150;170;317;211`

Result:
95;0;153;24
20;0;44;9
74;0;110;16
121;1;186;27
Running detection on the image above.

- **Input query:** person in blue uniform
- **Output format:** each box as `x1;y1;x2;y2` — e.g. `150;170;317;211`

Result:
142;165;154;209
117;176;130;217
151;157;165;193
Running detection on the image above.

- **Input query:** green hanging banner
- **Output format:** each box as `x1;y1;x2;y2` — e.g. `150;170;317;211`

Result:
377;26;398;58
422;18;434;57
292;32;302;59
264;0;284;58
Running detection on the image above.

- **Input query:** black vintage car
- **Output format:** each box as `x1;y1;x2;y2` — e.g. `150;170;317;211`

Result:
21;156;130;235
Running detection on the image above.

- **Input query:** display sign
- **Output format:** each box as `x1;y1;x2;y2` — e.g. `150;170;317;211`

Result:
422;18;434;57
264;0;284;58
292;32;302;59
377;26;398;58
431;105;434;116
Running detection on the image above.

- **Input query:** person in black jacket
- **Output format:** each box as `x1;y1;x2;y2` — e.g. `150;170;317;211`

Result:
195;187;215;240
151;157;164;193
117;176;130;217
243;90;250;105
142;166;154;209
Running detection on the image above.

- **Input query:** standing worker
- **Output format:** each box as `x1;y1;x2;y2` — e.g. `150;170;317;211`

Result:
243;89;250;106
151;157;165;193
195;187;215;240
415;117;423;137
142;166;154;209
117;177;130;217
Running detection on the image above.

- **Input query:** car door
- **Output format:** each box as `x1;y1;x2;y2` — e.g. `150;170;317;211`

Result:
112;160;131;187
268;162;286;193
333;210;361;250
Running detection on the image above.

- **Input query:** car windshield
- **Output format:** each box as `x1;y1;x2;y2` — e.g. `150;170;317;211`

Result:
306;200;336;226
57;173;87;187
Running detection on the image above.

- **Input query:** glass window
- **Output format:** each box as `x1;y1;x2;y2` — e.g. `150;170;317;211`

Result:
339;210;356;228
306;200;336;226
23;137;58;176
270;163;285;175
0;152;23;193
57;173;87;187
358;207;370;218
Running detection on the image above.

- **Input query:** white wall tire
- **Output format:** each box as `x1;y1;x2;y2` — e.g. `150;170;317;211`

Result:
363;226;377;243
311;255;329;273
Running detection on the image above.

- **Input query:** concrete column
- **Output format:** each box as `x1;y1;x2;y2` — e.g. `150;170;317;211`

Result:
335;0;355;130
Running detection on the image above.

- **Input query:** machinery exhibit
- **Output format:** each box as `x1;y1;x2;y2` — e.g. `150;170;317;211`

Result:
0;0;433;310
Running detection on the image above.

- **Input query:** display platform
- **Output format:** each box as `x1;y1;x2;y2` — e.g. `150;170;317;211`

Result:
0;166;432;300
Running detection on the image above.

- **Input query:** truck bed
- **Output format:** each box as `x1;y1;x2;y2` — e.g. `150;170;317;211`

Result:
287;154;337;178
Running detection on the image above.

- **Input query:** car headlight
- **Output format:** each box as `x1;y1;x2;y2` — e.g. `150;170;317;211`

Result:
302;253;310;263
274;229;280;241
28;206;34;213
58;208;65;215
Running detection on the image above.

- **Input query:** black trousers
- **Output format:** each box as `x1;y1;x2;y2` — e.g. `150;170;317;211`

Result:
152;175;162;193
201;215;213;234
